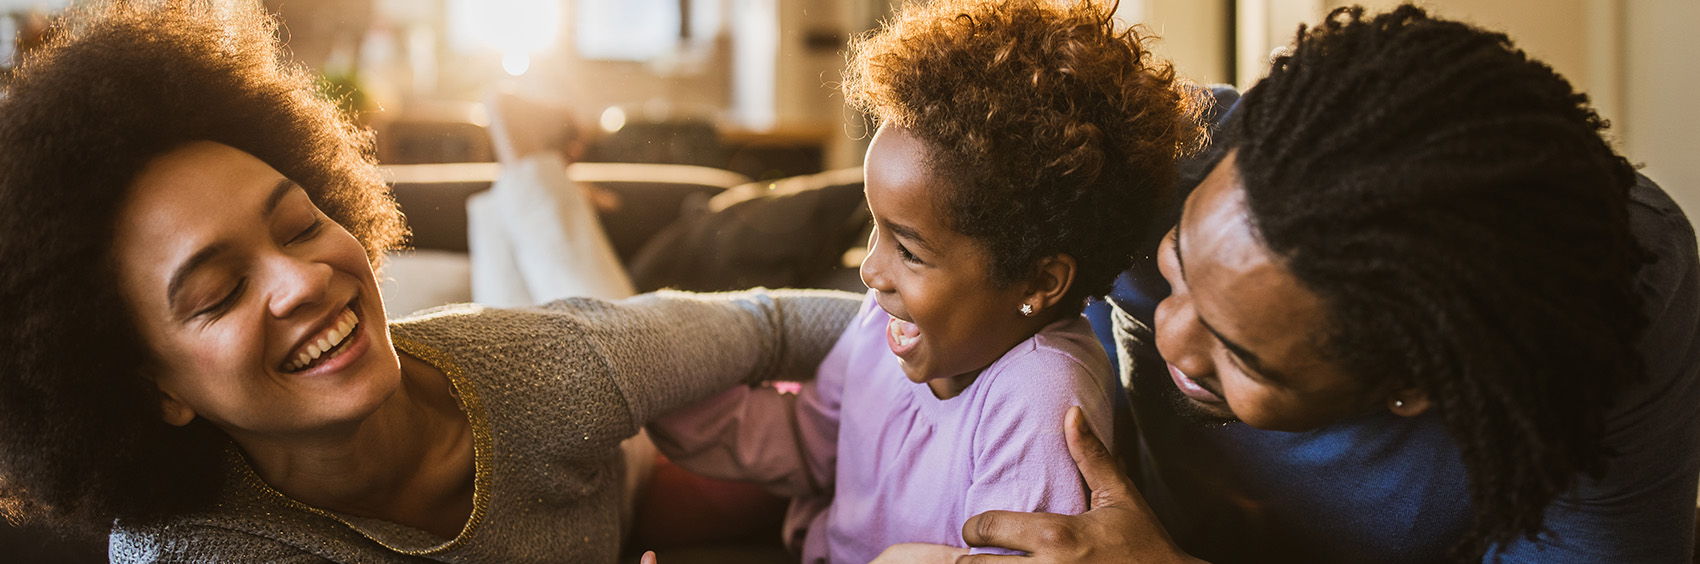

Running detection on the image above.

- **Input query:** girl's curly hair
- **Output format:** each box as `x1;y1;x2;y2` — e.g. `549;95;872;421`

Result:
0;0;405;533
843;0;1204;312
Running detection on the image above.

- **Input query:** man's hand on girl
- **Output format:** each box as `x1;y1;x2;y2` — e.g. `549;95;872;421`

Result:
956;407;1206;564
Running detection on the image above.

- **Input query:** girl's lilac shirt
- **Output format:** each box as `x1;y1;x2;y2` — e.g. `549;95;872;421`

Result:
650;290;1117;563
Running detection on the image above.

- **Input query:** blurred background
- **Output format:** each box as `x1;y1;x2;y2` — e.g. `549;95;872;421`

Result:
1;0;1692;207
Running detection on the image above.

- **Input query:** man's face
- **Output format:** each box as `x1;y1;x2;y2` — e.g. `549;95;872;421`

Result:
1151;152;1396;431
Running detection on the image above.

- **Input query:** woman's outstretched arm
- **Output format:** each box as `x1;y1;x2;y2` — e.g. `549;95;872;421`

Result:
553;288;860;428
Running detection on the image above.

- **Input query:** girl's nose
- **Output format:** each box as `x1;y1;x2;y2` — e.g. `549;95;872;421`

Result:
859;230;893;292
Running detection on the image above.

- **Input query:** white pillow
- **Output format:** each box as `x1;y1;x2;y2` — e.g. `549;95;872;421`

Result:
378;249;473;319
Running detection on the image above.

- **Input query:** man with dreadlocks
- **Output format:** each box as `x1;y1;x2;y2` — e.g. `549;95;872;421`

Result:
900;4;1700;564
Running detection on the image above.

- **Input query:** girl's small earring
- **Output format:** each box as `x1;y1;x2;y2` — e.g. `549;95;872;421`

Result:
1020;303;1035;317
1392;399;1406;409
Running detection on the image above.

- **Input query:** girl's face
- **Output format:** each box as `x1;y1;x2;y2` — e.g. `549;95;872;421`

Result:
112;141;400;443
859;125;1040;398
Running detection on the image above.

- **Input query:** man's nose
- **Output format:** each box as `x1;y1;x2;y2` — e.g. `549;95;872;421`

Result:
1154;296;1212;378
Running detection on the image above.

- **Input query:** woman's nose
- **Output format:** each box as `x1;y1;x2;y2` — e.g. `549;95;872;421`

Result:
264;254;333;319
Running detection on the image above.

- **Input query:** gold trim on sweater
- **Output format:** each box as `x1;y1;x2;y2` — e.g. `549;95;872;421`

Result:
232;333;494;555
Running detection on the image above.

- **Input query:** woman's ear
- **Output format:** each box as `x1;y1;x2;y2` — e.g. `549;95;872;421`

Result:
156;385;196;427
1026;254;1078;312
1387;387;1432;418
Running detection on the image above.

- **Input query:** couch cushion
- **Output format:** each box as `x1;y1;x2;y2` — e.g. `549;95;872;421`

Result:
628;168;868;293
385;162;749;261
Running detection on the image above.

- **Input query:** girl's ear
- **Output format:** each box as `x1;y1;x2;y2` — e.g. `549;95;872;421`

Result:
1027;254;1078;311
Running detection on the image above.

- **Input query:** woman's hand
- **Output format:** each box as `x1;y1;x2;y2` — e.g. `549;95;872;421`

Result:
956;407;1206;564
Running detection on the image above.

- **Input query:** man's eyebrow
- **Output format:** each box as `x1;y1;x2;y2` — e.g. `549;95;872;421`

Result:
167;178;295;309
1175;199;1288;383
1197;315;1288;383
885;220;935;255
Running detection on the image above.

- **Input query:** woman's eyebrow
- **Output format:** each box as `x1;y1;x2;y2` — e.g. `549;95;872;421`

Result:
166;178;295;308
166;243;226;310
262;177;297;215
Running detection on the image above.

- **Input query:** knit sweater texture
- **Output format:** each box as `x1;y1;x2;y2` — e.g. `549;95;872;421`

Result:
108;289;860;563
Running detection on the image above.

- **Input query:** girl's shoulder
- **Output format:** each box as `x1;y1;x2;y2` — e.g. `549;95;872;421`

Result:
990;315;1113;386
966;318;1119;455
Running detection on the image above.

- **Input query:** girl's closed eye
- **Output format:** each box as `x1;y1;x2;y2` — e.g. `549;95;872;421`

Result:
897;241;923;265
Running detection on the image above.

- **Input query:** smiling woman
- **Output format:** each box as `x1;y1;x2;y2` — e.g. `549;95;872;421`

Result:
111;142;404;448
0;2;859;562
0;0;405;531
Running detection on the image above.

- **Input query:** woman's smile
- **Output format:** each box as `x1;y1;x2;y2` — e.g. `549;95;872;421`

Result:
281;302;365;374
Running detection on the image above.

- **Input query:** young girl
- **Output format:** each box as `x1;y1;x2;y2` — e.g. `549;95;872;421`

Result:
648;1;1201;561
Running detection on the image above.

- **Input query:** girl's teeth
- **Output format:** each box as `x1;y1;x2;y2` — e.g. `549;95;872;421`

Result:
308;344;322;359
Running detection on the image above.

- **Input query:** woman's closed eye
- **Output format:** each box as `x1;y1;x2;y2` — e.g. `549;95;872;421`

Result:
288;217;324;245
196;278;247;320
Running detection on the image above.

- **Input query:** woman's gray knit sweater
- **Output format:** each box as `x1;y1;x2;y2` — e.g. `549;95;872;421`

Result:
108;289;860;563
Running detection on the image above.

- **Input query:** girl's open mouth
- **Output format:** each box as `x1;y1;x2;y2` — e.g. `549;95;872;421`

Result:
886;316;921;357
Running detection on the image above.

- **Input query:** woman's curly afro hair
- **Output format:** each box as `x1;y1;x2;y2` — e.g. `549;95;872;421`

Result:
0;0;404;532
843;0;1204;312
1226;5;1645;560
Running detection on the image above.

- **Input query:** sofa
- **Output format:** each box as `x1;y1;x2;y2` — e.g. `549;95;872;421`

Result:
380;161;869;319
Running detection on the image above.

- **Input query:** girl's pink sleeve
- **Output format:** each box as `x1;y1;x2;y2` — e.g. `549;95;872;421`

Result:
645;324;853;499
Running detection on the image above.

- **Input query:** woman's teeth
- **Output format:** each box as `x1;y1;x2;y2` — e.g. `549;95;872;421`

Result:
285;308;359;372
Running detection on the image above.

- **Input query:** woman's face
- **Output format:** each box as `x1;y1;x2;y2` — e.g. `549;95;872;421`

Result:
112;141;400;442
1151;153;1397;431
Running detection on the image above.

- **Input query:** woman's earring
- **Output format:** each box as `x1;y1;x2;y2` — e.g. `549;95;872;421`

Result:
1020;303;1035;317
1392;399;1406;409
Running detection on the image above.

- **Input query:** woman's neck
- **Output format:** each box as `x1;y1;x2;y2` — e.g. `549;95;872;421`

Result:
235;349;476;539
